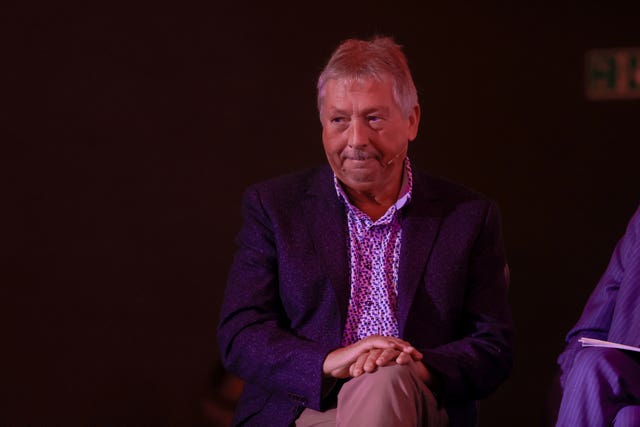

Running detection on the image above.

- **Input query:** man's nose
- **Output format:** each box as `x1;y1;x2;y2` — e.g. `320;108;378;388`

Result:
347;119;369;148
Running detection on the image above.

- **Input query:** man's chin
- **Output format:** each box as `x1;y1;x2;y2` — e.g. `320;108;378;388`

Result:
340;166;379;179
341;176;378;193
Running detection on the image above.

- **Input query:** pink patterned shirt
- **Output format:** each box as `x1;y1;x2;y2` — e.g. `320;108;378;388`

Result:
335;159;413;345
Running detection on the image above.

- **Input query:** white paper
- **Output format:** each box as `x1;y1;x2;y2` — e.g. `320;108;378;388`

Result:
578;337;640;353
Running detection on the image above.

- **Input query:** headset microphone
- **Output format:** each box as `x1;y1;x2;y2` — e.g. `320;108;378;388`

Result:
384;144;409;167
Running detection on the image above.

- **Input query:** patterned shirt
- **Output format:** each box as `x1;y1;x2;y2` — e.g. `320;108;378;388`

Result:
335;159;413;345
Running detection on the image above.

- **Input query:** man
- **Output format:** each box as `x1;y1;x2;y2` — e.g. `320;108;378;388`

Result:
556;206;640;426
218;36;513;426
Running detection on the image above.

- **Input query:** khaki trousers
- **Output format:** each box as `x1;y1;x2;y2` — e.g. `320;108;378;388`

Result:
296;363;448;427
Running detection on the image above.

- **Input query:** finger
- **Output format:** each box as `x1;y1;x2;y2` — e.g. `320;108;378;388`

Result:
349;363;359;377
395;351;412;365
361;335;411;351
384;338;414;349
404;347;424;360
376;348;401;366
401;345;423;360
388;339;419;354
350;352;370;377
364;349;383;372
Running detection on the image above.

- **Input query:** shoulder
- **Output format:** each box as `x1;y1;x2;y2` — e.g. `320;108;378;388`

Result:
250;164;331;191
242;164;334;208
628;204;640;233
618;203;640;254
411;169;498;211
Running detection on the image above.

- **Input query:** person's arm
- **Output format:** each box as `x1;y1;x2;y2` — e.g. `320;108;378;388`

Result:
217;186;336;410
418;201;514;404
558;205;640;387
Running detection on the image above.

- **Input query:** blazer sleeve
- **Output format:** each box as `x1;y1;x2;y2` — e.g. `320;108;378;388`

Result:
217;185;335;411
557;205;640;387
420;201;514;403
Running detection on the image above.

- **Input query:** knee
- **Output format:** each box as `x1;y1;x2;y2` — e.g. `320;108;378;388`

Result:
614;405;640;427
571;347;626;377
344;364;417;396
372;364;414;384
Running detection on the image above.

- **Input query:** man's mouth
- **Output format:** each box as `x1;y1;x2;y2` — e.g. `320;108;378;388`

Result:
345;151;376;161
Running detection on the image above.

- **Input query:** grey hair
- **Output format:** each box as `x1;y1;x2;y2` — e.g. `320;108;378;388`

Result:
317;36;419;118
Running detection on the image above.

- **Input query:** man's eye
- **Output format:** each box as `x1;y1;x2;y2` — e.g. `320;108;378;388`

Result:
367;115;381;122
331;117;345;124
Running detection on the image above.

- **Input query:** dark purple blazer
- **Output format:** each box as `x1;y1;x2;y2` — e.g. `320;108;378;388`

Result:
558;205;640;386
218;164;514;426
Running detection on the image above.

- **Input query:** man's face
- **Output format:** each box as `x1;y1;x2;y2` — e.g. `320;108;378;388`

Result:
320;77;419;195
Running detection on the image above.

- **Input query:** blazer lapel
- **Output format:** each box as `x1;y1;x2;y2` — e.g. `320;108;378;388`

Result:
397;175;445;335
302;167;351;327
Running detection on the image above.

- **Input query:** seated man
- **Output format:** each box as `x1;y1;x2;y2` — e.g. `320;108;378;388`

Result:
217;36;514;426
557;205;640;426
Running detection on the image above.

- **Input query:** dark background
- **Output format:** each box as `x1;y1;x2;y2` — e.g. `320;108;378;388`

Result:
3;3;640;425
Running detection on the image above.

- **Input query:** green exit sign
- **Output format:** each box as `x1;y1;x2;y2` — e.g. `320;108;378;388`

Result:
586;47;640;100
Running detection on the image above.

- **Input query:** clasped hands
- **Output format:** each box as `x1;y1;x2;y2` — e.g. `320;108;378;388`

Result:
322;335;429;383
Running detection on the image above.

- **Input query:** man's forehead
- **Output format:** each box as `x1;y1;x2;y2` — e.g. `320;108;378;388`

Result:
322;78;397;115
327;76;393;92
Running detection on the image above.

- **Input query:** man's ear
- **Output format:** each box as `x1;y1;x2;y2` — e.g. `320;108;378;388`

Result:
407;104;421;141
